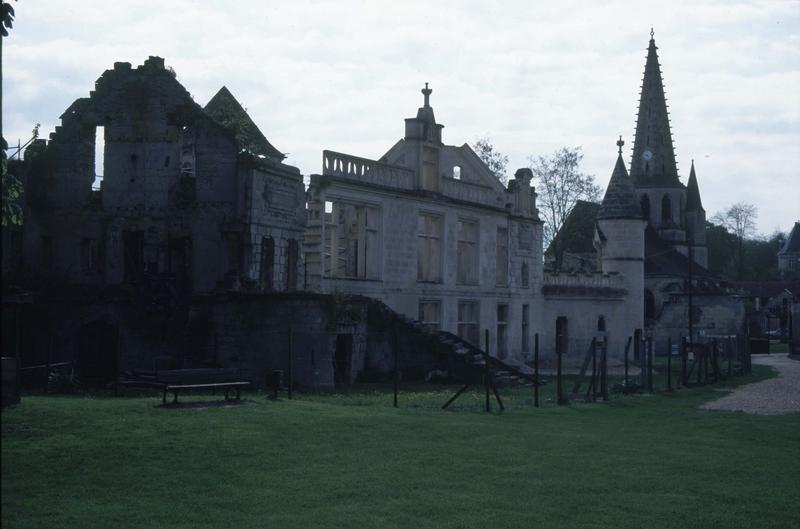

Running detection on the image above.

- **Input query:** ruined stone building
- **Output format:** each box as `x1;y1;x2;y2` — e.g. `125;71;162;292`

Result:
305;83;543;362
2;57;306;296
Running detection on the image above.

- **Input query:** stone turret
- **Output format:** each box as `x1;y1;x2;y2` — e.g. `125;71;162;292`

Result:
684;160;708;268
596;138;647;335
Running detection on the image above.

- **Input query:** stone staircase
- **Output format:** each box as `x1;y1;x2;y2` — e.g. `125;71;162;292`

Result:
364;298;544;388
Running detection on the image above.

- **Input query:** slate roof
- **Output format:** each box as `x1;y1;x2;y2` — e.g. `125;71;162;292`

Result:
597;155;642;220
779;222;800;255
644;225;710;278
685;161;704;212
204;86;284;161
629;34;681;188
545;201;601;257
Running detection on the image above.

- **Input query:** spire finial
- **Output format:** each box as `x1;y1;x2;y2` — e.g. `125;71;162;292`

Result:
616;135;625;155
421;82;432;108
650;27;654;39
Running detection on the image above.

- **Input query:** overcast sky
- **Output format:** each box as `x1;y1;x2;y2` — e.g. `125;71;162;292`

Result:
3;0;799;235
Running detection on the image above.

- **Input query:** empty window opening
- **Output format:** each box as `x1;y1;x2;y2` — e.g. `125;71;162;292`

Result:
164;155;171;168
521;262;529;288
640;194;651;220
457;301;480;348
324;200;333;214
597;316;606;332
81;238;101;274
417;213;442;282
457;219;479;285
644;289;656;320
496;304;508;359
496;226;509;286
93;126;105;190
418;300;441;332
452;165;462;180
324;201;381;279
661;194;672;222
286;238;299;291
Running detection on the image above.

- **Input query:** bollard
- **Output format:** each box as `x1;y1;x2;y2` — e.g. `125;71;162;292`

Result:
601;338;608;402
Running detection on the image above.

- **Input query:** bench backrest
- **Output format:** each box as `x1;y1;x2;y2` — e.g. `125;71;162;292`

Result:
157;368;239;385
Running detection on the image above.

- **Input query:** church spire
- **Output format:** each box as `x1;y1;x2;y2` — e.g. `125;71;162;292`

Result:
685;160;704;212
629;29;680;187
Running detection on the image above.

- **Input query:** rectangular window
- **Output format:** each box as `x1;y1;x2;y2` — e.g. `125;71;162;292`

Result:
418;300;441;332
325;201;381;279
522;304;530;353
457;219;478;285
417;213;442;282
521;262;529;288
497;304;508;358
260;237;275;290
496;226;508;286
457;300;480;347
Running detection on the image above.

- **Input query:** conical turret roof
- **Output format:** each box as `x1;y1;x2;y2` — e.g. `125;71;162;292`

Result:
629;31;681;188
598;152;642;220
686;160;704;212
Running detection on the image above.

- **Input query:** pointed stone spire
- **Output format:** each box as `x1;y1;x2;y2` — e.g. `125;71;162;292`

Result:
598;140;642;220
629;30;680;187
686;160;704;212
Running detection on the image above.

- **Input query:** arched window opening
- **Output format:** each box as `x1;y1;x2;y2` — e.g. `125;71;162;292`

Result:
452;165;462;180
644;289;655;320
662;194;672;223
640;194;651;220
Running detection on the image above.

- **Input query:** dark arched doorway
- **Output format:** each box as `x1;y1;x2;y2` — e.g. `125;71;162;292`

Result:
644;289;656;321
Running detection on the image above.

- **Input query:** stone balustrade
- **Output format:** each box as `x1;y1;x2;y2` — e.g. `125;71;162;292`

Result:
322;150;414;190
440;177;503;207
543;272;625;290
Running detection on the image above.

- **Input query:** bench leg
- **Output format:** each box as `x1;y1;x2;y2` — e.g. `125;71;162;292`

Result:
173;390;178;404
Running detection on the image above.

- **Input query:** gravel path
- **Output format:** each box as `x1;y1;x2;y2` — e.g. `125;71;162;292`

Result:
701;354;800;415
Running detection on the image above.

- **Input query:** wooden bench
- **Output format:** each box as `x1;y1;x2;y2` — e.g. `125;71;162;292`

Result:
156;368;250;404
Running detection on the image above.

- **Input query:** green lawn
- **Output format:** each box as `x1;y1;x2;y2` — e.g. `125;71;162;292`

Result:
3;366;799;529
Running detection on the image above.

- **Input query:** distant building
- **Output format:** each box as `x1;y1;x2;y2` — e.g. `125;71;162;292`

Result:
778;222;800;275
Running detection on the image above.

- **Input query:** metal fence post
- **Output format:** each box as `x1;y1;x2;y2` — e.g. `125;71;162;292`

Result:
666;336;672;391
287;328;293;400
484;329;490;413
534;333;540;408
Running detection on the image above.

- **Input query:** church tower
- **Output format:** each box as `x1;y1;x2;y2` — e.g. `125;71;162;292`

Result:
597;138;647;336
630;30;689;254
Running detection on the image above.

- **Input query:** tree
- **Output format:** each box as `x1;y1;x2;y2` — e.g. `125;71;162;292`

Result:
471;137;509;184
529;146;601;269
711;202;758;280
1;1;22;225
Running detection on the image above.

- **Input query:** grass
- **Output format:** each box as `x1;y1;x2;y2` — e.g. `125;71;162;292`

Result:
3;365;799;529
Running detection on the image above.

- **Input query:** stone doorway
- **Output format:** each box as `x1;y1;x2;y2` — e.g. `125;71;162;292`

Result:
333;334;352;387
78;321;118;386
